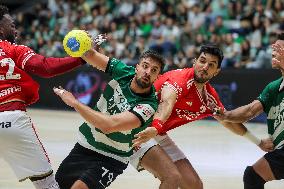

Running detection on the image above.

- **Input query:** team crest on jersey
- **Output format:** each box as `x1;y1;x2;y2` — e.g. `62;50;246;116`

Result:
186;101;193;106
133;104;155;121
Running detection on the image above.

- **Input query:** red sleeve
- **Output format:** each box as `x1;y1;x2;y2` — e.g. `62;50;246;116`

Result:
11;44;85;78
24;54;85;78
12;44;35;69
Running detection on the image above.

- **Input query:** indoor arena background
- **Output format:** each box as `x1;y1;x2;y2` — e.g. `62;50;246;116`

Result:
1;0;284;188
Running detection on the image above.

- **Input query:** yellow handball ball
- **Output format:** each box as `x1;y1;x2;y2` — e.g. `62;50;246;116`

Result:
63;30;92;57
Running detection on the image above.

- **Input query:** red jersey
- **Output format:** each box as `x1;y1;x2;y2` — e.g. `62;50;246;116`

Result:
0;40;85;107
154;68;224;133
0;40;39;105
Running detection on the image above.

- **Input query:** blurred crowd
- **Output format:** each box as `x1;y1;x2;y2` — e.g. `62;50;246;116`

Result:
13;0;284;71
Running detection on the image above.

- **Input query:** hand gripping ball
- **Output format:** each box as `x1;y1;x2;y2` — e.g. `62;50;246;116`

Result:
63;30;92;57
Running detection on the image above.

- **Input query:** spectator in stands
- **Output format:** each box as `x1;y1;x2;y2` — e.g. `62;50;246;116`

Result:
11;0;284;70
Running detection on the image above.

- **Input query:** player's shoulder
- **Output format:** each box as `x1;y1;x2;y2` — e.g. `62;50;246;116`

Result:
0;39;13;45
0;40;13;49
162;68;193;89
162;68;193;82
166;67;192;75
0;39;23;47
268;77;282;87
0;40;30;51
262;77;283;92
108;58;135;75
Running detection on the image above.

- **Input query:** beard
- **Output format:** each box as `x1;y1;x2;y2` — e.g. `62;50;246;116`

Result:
194;72;210;83
135;77;151;89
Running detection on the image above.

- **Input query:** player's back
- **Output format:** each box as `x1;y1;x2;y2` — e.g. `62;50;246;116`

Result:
0;40;39;105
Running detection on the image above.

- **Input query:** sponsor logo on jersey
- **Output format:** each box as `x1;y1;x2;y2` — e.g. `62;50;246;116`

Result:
133;104;155;121
0;86;21;97
186;101;193;106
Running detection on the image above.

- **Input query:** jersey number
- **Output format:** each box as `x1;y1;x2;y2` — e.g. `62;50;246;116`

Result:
99;167;114;187
0;58;21;80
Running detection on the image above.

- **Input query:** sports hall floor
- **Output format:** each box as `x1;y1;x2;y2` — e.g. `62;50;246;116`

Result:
0;109;282;189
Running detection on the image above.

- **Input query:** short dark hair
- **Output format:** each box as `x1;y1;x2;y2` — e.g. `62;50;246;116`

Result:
139;50;165;73
198;44;224;68
0;5;9;21
278;32;284;40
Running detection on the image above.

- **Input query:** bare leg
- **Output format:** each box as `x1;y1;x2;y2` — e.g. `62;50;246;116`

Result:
141;145;181;189
174;158;203;189
243;157;275;189
71;180;89;189
253;157;275;181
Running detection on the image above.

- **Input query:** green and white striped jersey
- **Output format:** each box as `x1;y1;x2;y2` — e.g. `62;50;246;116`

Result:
78;58;158;164
258;77;284;149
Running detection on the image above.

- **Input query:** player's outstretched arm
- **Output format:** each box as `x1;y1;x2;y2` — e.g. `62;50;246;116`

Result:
25;55;85;78
53;87;141;133
215;100;263;123
219;121;274;152
133;85;177;147
81;34;109;72
18;33;110;78
82;49;109;72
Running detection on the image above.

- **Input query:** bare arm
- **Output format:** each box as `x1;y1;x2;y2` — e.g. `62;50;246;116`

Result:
222;100;264;123
132;85;177;146
79;33;109;72
54;88;141;133
218;120;274;152
73;103;141;133
82;49;109;72
154;85;177;121
219;121;247;136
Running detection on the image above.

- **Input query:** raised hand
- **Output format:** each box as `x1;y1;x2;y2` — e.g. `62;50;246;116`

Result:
93;33;107;50
53;86;79;108
271;43;284;65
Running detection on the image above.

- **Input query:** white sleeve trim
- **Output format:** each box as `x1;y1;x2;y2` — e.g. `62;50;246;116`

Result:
22;52;36;69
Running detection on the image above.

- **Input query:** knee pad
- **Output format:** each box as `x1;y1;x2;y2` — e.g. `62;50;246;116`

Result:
243;166;266;189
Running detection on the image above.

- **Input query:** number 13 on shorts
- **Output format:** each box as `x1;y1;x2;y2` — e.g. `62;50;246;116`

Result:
99;167;114;188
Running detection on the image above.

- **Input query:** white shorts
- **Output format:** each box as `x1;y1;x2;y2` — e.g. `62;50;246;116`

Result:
0;110;52;181
130;134;186;171
130;139;158;171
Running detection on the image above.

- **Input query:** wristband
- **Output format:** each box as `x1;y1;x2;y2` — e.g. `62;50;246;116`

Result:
151;119;164;135
243;130;261;145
